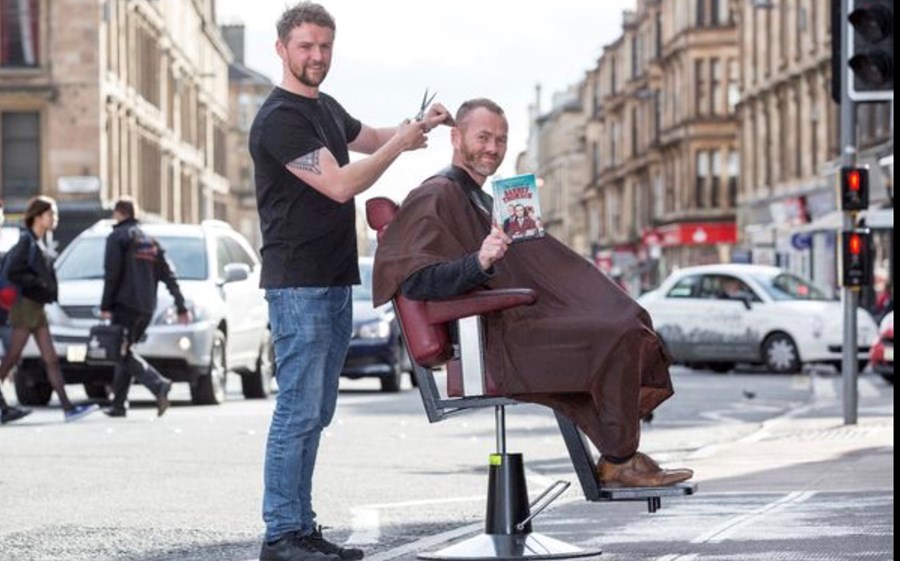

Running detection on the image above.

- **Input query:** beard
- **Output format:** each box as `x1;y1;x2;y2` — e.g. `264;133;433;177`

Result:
289;59;329;88
460;145;502;178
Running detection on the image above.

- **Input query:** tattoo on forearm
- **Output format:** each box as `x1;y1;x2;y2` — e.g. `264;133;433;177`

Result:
287;150;322;175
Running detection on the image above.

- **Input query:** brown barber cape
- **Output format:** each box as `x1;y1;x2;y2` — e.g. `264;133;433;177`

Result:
372;175;674;458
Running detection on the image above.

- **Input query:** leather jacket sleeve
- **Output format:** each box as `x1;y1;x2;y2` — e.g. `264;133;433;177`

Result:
156;247;187;314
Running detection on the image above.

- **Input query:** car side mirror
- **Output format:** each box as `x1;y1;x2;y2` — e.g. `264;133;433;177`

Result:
740;295;753;310
223;263;251;284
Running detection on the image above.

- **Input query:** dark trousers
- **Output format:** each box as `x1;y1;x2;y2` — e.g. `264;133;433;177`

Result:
110;308;169;410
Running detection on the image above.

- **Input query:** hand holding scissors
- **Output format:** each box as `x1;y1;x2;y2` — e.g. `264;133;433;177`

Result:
415;88;438;122
414;88;454;129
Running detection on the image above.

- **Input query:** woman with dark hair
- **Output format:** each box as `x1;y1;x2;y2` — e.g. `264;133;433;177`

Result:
0;196;98;424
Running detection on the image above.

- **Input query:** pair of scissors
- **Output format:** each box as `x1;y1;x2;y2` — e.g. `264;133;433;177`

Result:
415;88;437;121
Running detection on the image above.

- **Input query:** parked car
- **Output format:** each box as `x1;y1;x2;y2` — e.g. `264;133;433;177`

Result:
342;257;413;392
637;264;878;373
15;220;272;406
869;311;893;384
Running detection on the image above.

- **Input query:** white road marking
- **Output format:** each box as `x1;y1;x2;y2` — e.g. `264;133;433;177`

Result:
346;508;381;546
654;554;699;561
690;490;816;544
813;374;837;401
857;377;880;398
364;522;483;561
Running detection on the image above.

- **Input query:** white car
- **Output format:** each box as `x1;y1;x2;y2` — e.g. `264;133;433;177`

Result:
15;220;272;406
637;264;878;373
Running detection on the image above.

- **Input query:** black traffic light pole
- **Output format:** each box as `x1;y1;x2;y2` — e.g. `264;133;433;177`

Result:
839;0;858;426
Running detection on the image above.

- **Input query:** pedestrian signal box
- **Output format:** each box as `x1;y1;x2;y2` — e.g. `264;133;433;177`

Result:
839;166;869;211
839;229;873;288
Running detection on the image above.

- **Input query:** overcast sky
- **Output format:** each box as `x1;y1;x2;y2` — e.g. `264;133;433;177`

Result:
215;0;635;205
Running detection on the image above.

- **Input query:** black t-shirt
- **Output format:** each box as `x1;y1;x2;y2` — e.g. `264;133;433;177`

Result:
249;87;363;288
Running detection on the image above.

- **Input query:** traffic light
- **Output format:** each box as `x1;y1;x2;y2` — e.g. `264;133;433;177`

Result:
838;165;870;211
847;0;893;102
839;229;873;287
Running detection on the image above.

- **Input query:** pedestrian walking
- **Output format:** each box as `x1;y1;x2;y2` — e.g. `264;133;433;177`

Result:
100;198;189;418
0;196;99;424
248;3;452;560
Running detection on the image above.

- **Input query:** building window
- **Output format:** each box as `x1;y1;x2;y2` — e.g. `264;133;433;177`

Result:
710;58;721;115
695;0;706;27
711;150;721;208
727;59;739;112
611;122;620;166
1;111;40;201
610;55;617;93
0;0;40;67
728;150;739;207
631;107;638;157
631;35;639;79
654;90;661;142
719;0;732;25
655;12;662;58
779;0;789;67
695;151;709;209
653;174;664;222
695;59;707;116
810;93;819;173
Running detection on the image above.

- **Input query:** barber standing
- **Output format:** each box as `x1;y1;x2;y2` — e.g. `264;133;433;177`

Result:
249;3;451;561
100;198;188;418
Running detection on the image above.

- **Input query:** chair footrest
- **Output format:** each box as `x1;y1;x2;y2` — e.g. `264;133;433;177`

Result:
596;482;697;501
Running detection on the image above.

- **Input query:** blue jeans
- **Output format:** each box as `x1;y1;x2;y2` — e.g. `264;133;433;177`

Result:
262;286;352;542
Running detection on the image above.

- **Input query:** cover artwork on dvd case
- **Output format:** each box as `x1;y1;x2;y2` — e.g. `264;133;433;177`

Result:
491;173;545;242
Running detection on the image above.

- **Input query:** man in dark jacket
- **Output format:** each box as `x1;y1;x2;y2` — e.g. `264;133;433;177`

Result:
100;198;189;417
373;99;693;488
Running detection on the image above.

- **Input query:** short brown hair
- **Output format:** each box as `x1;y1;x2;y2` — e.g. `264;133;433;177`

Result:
113;197;136;220
25;195;56;228
455;98;505;127
277;2;336;44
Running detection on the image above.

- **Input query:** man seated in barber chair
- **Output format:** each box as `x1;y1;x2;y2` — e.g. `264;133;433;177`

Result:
372;97;693;489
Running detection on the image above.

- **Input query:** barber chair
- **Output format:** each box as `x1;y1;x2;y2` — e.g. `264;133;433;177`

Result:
366;197;694;560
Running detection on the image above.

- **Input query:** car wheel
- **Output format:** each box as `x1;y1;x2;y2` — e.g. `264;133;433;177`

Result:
762;333;801;374
191;330;227;405
14;364;53;406
242;329;274;399
83;381;110;402
379;342;404;393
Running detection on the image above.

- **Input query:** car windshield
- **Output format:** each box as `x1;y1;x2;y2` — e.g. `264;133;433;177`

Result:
751;272;830;301
56;236;208;281
354;262;374;302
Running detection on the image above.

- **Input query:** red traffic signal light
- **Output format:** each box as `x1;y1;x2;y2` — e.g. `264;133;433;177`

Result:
839;166;869;211
840;229;873;288
847;170;861;191
847;0;894;102
848;232;863;255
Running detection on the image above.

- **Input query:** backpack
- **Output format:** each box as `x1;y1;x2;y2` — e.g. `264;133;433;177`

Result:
0;235;39;311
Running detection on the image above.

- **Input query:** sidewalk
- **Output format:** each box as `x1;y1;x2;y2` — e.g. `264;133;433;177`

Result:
378;375;894;561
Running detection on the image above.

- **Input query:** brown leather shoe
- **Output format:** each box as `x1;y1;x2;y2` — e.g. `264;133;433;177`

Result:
597;453;693;488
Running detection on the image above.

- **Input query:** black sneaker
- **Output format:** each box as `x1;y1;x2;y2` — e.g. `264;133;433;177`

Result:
1;406;32;425
103;407;127;418
260;531;340;561
305;526;364;561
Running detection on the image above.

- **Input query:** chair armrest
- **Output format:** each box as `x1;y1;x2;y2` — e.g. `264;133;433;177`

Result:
423;289;537;325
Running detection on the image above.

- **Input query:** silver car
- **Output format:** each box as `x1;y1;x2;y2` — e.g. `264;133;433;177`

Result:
15;220;272;406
